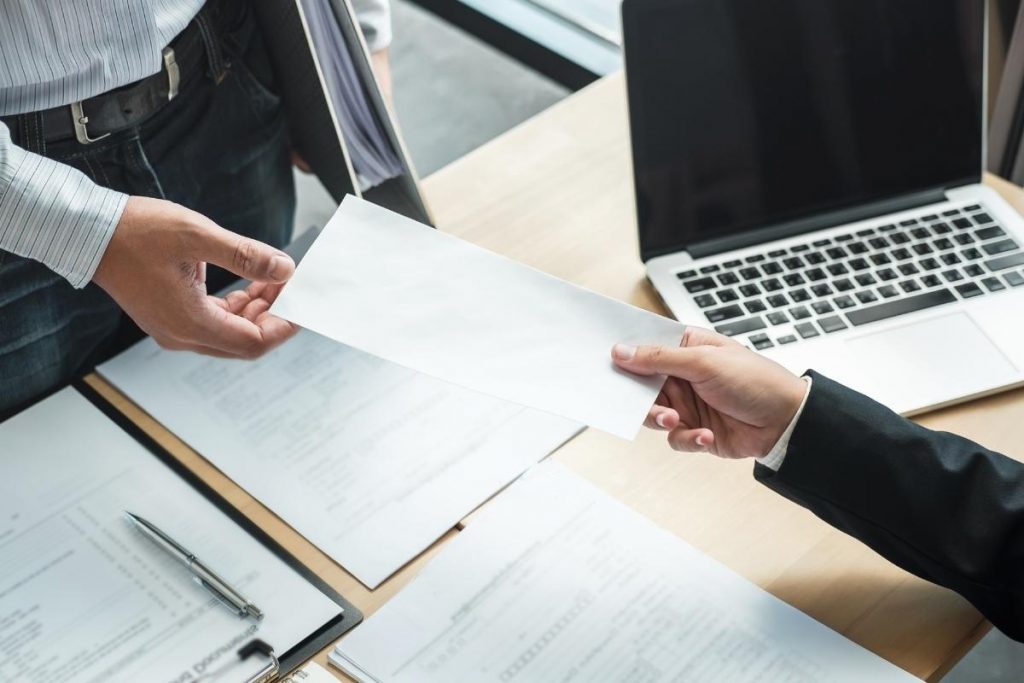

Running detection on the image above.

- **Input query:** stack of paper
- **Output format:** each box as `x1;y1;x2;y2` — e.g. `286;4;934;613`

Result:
331;462;921;683
301;0;402;188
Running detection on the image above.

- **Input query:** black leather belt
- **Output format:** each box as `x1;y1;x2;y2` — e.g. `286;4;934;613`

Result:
2;9;214;146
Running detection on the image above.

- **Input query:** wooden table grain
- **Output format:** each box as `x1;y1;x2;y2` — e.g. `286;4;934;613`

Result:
86;71;1024;682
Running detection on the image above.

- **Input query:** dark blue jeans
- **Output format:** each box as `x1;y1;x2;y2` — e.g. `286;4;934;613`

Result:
0;4;295;419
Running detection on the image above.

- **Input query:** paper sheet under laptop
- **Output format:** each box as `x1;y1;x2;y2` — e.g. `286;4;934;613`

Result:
273;197;686;439
331;463;920;683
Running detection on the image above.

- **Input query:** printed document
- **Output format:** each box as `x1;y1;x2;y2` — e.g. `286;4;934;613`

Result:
272;197;686;439
98;331;580;589
0;389;341;683
331;462;921;683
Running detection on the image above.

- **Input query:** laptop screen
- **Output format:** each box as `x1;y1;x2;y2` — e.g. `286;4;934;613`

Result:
624;0;985;261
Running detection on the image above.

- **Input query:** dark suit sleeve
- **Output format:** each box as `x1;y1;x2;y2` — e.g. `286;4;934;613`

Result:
754;371;1024;641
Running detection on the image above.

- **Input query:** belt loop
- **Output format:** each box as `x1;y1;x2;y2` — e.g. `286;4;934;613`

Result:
17;112;45;155
194;8;229;84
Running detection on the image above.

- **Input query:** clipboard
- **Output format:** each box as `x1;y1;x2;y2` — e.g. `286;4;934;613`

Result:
252;0;433;225
74;380;362;682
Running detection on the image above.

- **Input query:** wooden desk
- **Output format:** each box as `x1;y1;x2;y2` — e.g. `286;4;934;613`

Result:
87;71;1024;682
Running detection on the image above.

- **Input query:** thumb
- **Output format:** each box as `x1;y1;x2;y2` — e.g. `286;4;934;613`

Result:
198;223;295;284
612;343;710;381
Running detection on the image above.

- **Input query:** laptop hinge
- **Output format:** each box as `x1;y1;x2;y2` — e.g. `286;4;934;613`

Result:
685;185;958;261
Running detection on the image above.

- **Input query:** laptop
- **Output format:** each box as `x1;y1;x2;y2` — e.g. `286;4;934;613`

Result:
623;0;1024;415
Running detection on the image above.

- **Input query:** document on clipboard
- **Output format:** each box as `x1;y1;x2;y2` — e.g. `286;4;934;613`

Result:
0;388;359;682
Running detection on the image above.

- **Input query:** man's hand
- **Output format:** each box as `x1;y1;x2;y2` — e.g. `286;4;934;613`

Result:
93;196;298;359
612;328;807;458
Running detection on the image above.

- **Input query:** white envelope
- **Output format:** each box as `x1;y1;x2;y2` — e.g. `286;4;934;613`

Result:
272;197;685;439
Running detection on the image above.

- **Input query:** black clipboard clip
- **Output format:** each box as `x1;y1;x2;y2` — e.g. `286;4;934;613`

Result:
238;639;280;683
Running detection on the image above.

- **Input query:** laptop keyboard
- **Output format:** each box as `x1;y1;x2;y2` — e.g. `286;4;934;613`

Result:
676;203;1024;350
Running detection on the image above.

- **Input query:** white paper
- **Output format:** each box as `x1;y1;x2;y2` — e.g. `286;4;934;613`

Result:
332;462;921;683
98;331;580;589
272;197;685;440
0;389;341;683
280;661;338;683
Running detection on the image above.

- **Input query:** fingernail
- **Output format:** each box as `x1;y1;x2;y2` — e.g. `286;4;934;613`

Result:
269;255;292;281
613;344;636;361
655;413;668;428
696;434;709;447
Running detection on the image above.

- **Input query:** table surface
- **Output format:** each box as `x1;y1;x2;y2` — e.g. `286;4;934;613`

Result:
85;71;1024;682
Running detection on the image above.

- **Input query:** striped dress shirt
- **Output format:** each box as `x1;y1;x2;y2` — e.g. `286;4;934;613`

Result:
0;0;391;288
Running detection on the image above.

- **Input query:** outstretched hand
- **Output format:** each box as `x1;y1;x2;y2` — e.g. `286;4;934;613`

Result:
612;328;807;458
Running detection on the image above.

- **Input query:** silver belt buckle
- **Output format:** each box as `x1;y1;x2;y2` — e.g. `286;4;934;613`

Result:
71;46;180;145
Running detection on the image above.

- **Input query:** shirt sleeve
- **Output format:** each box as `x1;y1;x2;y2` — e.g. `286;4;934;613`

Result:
0;121;127;288
350;0;393;52
755;376;812;471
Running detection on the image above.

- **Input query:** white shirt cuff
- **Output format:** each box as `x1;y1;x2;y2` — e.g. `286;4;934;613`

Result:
756;377;812;472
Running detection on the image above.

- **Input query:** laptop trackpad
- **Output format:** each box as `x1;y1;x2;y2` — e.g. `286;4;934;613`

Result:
840;312;1017;412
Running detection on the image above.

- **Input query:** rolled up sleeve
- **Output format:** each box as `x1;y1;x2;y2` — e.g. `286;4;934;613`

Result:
0;121;127;288
351;0;392;52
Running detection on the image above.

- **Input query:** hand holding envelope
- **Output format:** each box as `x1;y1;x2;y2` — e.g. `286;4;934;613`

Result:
272;197;685;439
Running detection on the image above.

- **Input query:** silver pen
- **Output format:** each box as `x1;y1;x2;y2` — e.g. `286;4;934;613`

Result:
125;511;264;621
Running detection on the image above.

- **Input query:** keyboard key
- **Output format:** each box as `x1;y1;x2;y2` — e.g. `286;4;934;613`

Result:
870;253;892;266
1005;272;1024;287
982;239;1020;256
963;248;983;261
762;262;784;275
932;222;952;235
694;294;716;308
762;278;783;291
790;306;812;320
723;259;742;268
933;237;954;250
778;335;798;345
854;273;877;287
974;211;993;223
719;272;740;285
834;234;853;242
878;285;899;298
826;247;848;260
901;218;920;226
718;289;739;302
685;277;716;293
805;268;827;282
805;252;826;265
739;284;761;297
942;209;962;218
767;311;789;325
965;264;985;278
768;249;788;258
746;299;768;313
834;295;856;309
898;263;920;276
795;322;820;339
941;253;962;266
912;243;934;256
752;335;774;350
849;258;870;271
878;223;897;232
956;283;984;299
942;269;963;282
810;284;833;297
900;279;921;293
783;274;806;287
856;228;876;237
911;227;931;240
706;305;745;323
783;257;805;270
954;233;975;245
856;290;878;304
745;254;766;263
818;316;848;334
846;289;957;326
964;205;982;214
791;244;810;252
982;277;1005;292
890;233;911;245
812;301;834;315
700;265;721;274
767;294;789;308
920;258;940;271
834;278;855;292
985;252;1024;271
740;267;761;280
715;316;767;337
921;275;942;288
976;226;1006;241
891;248;912;260
868;237;890;249
790;288;811;302
827;263;849;276
677;270;697;280
953;218;973;230
877;268;898;281
848;242;869;255
812;239;832;247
